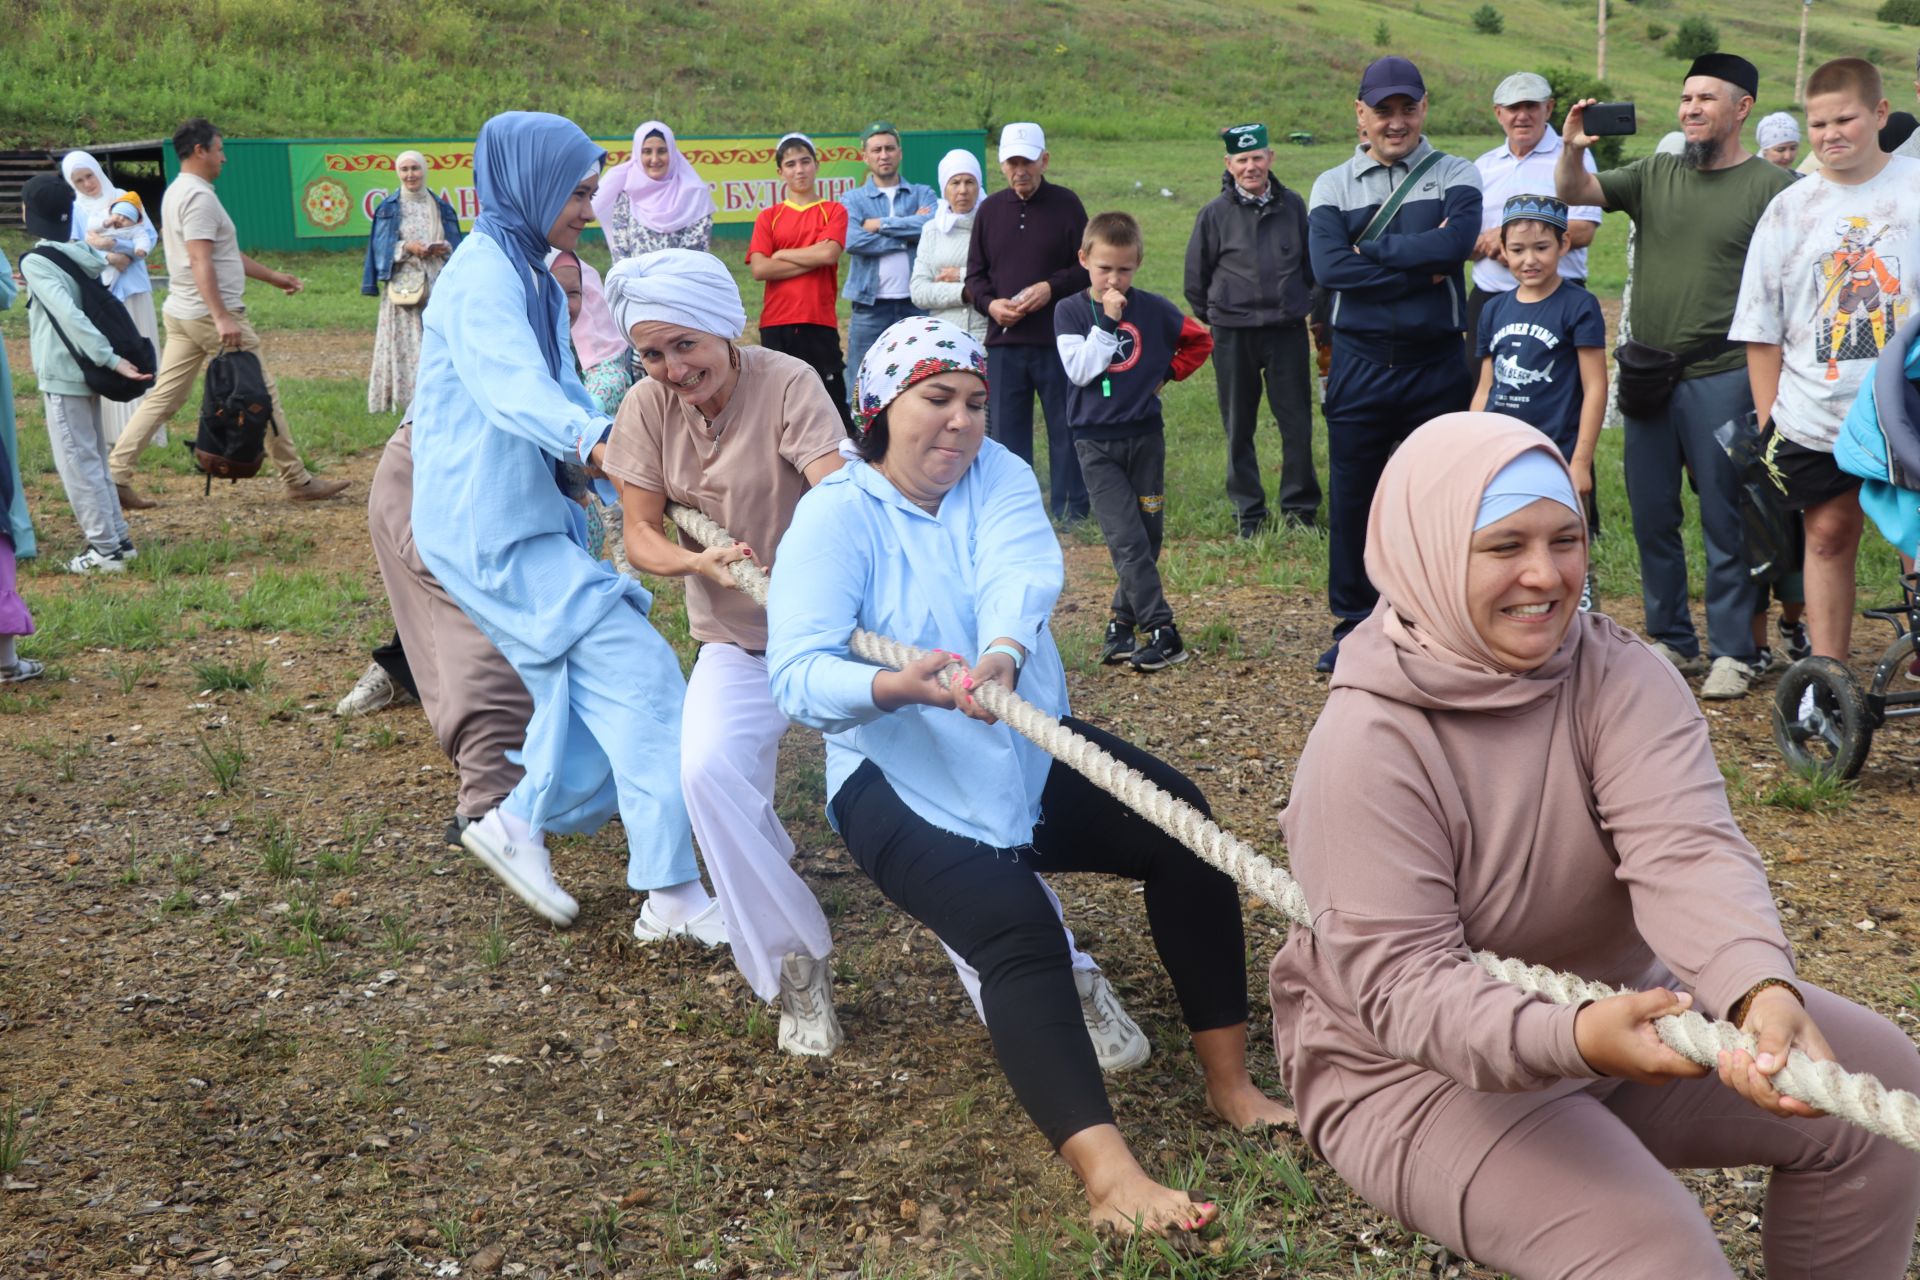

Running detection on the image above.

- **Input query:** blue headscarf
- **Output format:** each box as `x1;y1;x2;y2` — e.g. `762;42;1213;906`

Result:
472;111;607;381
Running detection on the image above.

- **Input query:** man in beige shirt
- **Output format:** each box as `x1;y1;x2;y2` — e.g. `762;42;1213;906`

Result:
107;117;347;508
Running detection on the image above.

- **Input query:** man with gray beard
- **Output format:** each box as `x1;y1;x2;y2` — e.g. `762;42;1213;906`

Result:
1557;54;1793;701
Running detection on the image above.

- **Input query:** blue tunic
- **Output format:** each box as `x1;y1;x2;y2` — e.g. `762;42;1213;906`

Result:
409;228;695;886
766;441;1069;849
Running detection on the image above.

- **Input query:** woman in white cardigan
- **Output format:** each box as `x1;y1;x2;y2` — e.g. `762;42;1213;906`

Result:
909;150;989;341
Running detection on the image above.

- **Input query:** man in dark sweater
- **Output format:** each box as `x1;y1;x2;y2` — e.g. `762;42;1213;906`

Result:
965;121;1091;520
1307;55;1481;672
1185;122;1319;537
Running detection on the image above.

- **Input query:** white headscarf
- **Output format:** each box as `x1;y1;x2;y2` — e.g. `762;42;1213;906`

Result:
602;248;746;342
60;151;123;231
1756;112;1800;150
394;150;435;204
1655;130;1685;157
932;149;984;235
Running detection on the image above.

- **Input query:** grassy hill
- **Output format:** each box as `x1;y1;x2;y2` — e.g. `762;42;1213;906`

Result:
8;0;1919;148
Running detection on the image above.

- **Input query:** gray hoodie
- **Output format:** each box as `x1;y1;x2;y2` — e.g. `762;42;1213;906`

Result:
21;240;115;398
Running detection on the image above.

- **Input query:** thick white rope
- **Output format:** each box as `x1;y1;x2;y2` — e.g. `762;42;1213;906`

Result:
664;503;1920;1155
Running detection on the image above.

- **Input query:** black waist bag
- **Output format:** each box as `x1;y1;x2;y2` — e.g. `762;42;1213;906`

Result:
23;246;156;401
190;351;276;492
1614;337;1740;419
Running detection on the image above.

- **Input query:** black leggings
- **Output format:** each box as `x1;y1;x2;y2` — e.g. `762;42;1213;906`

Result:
829;717;1248;1149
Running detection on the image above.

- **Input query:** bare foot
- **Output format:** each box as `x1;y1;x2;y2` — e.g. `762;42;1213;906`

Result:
1086;1167;1217;1237
1206;1077;1297;1132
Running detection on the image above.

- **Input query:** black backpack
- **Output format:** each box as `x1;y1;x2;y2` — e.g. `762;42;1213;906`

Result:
23;246;156;401
189;351;276;492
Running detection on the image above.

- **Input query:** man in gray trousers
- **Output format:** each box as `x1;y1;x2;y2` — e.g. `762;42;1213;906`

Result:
1184;123;1320;537
1558;53;1793;700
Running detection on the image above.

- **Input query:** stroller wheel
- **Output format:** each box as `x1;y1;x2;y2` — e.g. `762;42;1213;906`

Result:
1771;657;1872;780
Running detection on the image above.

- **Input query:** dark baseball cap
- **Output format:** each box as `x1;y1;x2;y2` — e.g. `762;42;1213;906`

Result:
1359;55;1427;107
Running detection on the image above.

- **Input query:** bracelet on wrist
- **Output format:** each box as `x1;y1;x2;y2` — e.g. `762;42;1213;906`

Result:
1729;977;1802;1028
983;642;1025;670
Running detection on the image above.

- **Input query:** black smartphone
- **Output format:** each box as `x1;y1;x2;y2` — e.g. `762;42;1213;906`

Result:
1584;102;1637;137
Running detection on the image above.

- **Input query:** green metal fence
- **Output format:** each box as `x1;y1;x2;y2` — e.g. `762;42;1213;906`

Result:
164;130;987;253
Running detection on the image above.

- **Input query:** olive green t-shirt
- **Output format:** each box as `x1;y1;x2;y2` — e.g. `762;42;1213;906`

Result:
1598;152;1793;379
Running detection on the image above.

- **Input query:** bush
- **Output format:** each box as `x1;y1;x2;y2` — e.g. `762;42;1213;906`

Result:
1373;18;1390;45
1878;0;1920;25
1666;15;1720;59
1472;3;1505;33
1543;65;1626;169
1646;20;1669;40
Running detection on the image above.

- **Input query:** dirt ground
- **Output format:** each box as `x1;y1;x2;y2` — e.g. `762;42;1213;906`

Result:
3;338;1919;1279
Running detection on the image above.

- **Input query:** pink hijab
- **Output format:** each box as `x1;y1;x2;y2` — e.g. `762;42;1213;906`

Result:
548;249;629;370
591;121;713;234
1358;412;1587;693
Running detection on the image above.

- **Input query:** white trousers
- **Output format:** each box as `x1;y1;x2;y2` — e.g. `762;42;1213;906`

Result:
683;642;1097;1007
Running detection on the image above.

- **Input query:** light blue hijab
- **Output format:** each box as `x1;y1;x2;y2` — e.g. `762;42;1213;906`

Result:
471;111;606;381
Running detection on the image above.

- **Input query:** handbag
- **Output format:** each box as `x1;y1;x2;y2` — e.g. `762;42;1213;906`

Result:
1613;336;1739;419
386;260;428;308
1714;412;1795;584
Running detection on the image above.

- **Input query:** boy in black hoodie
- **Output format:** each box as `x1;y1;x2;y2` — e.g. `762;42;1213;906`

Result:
1055;212;1213;671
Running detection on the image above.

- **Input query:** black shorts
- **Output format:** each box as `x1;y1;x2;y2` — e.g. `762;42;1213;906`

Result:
1762;425;1861;512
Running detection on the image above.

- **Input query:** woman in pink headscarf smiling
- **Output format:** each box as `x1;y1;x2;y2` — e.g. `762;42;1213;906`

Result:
1269;412;1920;1278
593;121;715;263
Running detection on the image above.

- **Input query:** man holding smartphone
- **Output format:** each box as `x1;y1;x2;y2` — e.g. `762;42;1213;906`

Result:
1468;72;1602;343
1558;53;1794;701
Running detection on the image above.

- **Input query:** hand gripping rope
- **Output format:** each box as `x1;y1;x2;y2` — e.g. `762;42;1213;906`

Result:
664;502;1920;1156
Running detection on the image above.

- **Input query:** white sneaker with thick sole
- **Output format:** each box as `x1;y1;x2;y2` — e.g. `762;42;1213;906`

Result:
631;898;728;948
1700;655;1758;701
66;547;128;575
776;953;844;1057
460;809;578;926
1076;968;1151;1073
335;662;411;717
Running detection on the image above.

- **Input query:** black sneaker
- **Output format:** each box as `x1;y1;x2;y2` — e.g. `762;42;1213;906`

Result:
1099;619;1137;665
1128;624;1189;672
444;814;472;848
1314;641;1340;675
1779;618;1811;663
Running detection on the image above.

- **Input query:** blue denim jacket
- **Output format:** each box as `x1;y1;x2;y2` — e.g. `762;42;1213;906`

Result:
361;192;464;296
839;178;938;306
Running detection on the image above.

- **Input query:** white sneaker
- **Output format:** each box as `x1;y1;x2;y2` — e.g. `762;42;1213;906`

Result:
1076;968;1151;1073
66;547;128;575
1700;655;1758;701
631;898;728;948
776;953;844;1057
334;662;412;717
460;809;579;926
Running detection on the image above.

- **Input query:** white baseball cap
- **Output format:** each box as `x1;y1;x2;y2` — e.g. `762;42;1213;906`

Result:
999;122;1046;162
1492;72;1553;106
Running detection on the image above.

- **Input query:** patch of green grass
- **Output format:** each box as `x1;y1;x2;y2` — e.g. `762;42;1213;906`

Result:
196;732;248;794
107;657;160;694
192;657;269;693
578;1204;626;1272
1191;616;1241;659
170;850;204;885
54;742;92;783
0;1098;28;1174
431;1213;468;1257
380;914;421;959
356;1036;400;1089
1760;765;1857;814
157;887;197;917
365;725;398;750
115;835;144;887
257;816;303;880
480;916;509;968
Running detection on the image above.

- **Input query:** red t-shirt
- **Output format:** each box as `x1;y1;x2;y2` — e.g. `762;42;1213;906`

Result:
747;198;847;330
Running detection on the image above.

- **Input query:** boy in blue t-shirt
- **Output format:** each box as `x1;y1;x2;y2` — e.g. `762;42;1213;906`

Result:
1055;212;1213;672
1472;194;1608;605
